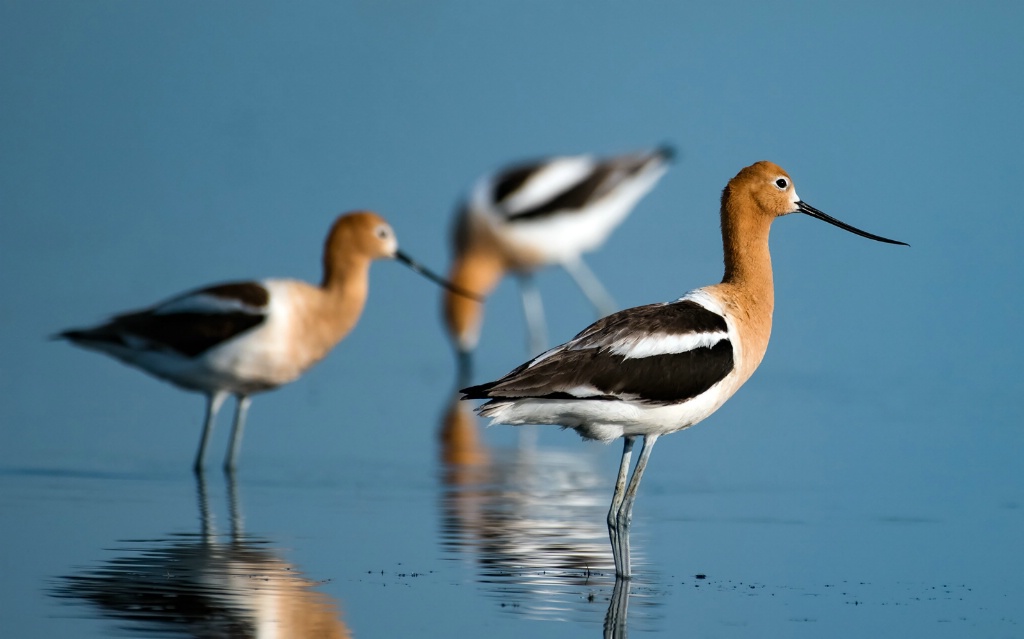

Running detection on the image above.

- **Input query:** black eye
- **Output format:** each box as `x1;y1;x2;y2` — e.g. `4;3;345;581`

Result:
376;227;389;239
775;178;788;189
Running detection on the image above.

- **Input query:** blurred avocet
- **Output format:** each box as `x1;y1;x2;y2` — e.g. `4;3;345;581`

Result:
443;146;674;375
60;211;476;472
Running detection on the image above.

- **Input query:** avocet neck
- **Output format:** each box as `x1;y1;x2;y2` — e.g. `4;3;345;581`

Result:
709;187;777;385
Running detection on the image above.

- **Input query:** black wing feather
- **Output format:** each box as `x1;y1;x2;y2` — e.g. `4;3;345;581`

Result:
60;282;269;358
463;299;734;405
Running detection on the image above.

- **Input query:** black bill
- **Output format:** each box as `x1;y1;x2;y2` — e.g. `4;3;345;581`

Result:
395;250;485;302
797;201;908;246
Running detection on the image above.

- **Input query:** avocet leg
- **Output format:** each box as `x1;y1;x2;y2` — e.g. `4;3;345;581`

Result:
613;434;659;578
518;274;548;355
223;394;251;473
194;391;227;474
607;436;636;577
563;256;617;318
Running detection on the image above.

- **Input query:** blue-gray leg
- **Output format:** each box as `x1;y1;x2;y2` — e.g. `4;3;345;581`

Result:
608;434;659;578
608;436;636;577
223;394;251;473
518;273;548;355
563;256;617;318
193;391;227;474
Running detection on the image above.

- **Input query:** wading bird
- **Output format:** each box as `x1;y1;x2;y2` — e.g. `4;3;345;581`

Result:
61;211;476;473
443;146;674;377
462;161;907;578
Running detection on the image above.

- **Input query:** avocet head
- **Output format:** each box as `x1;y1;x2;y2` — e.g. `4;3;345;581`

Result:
724;161;800;219
325;211;399;262
726;161;907;245
323;211;485;300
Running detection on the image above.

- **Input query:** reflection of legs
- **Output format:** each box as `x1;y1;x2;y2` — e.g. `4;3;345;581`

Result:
607;437;635;577
518;274;547;355
603;576;631;639
608;434;659;578
223;395;251;473
563;256;616;318
195;468;213;539
194;391;227;473
226;466;244;538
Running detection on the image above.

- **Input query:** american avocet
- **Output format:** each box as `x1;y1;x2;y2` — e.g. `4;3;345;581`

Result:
462;161;907;578
59;211;475;473
443;146;674;374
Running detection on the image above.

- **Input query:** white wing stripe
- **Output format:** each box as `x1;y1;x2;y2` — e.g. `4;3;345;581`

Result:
610;331;728;359
495;157;594;214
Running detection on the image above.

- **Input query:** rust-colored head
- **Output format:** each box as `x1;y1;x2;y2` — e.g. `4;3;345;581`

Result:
722;161;907;243
322;211;399;278
442;253;504;354
322;210;486;308
721;161;800;221
321;211;399;288
442;210;506;354
718;162;906;287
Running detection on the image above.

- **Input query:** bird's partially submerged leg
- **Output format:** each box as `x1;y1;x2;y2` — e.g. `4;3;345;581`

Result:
194;391;227;474
518;274;548;355
607;434;659;578
563;256;617;318
223;394;251;474
608;436;636;577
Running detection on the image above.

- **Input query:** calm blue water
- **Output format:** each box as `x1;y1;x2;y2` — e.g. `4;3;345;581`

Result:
2;2;1022;637
4;406;1018;638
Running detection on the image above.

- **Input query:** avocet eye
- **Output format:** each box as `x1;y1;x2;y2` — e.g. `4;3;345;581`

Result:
775;178;789;190
375;225;391;240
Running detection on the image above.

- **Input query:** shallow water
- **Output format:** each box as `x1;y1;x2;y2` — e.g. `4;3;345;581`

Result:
4;392;1018;638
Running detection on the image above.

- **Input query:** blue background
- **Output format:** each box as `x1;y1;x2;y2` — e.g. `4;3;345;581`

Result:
1;2;1021;637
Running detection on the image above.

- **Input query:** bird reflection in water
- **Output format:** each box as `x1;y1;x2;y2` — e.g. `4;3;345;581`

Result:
438;393;660;634
50;474;348;639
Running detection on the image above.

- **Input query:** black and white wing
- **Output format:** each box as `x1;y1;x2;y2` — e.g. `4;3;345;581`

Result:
481;145;675;223
462;293;734;406
60;282;270;358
